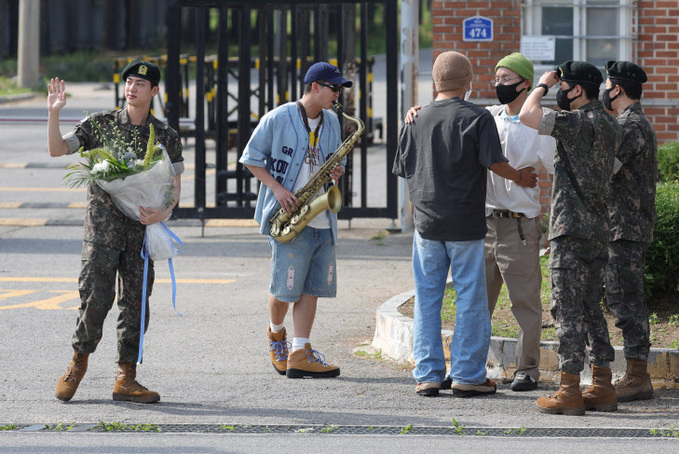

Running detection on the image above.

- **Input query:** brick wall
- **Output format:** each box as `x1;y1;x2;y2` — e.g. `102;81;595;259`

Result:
432;0;679;216
636;1;679;143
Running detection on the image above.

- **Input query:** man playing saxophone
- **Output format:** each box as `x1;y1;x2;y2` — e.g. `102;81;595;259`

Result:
240;62;352;378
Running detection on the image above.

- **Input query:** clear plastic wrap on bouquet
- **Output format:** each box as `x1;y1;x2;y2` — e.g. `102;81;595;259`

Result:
96;147;181;261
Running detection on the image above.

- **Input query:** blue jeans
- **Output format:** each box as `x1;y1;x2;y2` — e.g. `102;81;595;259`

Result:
268;227;337;303
412;231;490;385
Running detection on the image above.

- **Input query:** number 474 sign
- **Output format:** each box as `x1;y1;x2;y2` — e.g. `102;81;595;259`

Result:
463;16;493;42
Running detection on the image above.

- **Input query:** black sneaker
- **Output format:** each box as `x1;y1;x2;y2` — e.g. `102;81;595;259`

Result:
441;377;452;390
510;373;538;391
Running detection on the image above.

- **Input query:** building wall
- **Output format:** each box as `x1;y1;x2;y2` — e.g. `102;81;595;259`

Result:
432;0;679;216
636;1;679;143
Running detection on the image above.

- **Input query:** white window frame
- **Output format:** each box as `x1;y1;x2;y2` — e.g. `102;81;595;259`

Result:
522;0;635;72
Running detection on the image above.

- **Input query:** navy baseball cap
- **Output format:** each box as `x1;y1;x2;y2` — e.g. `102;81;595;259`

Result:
304;62;353;87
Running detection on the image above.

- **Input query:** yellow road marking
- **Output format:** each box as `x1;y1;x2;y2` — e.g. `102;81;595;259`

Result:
0;187;86;192
0;202;22;209
67;202;88;208
0;290;79;310
180;167;216;182
0;277;236;284
0;289;38;300
205;219;258;227
0;218;48;226
0;163;28;168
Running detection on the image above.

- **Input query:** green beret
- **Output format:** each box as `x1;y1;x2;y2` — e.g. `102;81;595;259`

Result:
121;59;161;85
556;61;602;86
605;60;647;84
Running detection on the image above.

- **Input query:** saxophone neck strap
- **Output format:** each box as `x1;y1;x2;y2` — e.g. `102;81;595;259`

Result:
296;100;323;147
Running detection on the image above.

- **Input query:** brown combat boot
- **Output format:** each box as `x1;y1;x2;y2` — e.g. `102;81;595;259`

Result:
582;365;618;412
615;358;654;402
536;372;586;416
55;352;89;402
112;362;160;403
267;326;289;375
286;343;340;378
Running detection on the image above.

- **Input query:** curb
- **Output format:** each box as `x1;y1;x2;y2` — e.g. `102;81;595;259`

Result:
0;92;36;104
371;287;679;387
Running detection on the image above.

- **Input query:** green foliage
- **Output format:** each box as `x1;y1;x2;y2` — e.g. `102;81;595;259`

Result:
657;141;679;183
94;421;160;432
44;422;76;431
63;121;163;189
452;418;465;435
645;183;679;299
650;426;679;437
399;424;413;435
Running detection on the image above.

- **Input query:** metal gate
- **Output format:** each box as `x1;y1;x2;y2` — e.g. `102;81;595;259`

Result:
165;0;399;222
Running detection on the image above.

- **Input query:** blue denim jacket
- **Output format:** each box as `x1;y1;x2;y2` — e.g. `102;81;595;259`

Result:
239;102;343;241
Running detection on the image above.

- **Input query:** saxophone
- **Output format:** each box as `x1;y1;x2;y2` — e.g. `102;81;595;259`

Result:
269;102;365;243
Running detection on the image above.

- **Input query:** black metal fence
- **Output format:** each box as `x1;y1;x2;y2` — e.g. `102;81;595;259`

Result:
164;0;399;222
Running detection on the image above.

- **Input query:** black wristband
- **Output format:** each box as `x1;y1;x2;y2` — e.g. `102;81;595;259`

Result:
536;83;549;96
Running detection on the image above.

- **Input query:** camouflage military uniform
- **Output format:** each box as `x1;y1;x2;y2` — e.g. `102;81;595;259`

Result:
63;109;184;363
605;102;657;361
538;100;622;375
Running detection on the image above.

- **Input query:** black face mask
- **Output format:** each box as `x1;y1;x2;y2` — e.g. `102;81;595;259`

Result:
602;87;620;110
556;85;576;111
495;80;526;105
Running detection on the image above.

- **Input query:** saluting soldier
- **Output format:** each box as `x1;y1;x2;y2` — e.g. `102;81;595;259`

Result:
47;60;184;403
598;60;657;402
520;61;622;415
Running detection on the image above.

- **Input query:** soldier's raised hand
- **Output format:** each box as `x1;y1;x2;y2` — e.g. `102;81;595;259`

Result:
47;78;67;113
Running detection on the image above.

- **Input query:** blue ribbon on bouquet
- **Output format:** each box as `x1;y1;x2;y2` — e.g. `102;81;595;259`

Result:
137;222;184;364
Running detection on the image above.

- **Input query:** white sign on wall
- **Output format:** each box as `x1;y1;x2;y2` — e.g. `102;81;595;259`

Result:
520;36;556;61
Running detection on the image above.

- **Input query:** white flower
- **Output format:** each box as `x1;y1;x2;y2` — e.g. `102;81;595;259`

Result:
91;160;111;175
135;159;144;167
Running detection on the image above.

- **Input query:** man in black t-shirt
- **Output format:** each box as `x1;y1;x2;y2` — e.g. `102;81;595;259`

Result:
393;50;537;398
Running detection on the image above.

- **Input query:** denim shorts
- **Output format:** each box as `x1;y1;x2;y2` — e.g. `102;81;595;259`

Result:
268;227;337;303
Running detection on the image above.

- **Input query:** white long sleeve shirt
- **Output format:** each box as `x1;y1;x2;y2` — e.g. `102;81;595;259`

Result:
485;104;556;219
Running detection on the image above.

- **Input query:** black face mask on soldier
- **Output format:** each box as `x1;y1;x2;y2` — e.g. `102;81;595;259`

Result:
495;80;526;105
603;86;620;110
556;85;576;111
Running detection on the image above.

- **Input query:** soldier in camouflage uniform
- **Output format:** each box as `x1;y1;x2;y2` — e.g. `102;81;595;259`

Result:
520;61;622;415
598;61;657;402
47;60;184;403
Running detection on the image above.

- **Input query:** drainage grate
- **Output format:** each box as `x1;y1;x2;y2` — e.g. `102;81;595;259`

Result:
6;423;677;438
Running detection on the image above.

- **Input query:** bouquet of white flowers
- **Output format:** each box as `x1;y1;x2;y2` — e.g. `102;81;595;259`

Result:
64;122;182;261
64;119;183;364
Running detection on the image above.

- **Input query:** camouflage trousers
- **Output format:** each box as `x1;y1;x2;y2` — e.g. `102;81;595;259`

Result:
72;239;154;363
604;239;651;360
549;236;615;375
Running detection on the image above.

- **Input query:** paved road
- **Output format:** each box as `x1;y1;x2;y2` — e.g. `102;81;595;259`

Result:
1;67;678;453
